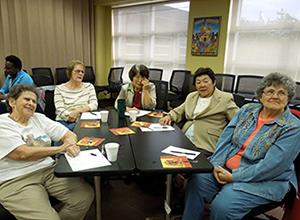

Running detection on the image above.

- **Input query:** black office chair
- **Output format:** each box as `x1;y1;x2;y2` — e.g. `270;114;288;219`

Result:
290;82;300;107
215;73;236;93
96;67;124;105
235;75;264;101
148;68;163;81
167;70;191;108
31;67;55;87
83;66;96;85
151;80;168;111
55;67;68;85
233;93;245;108
44;90;56;120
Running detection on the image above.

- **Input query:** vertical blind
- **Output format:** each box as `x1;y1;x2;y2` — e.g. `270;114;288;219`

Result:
112;1;189;82
225;0;300;81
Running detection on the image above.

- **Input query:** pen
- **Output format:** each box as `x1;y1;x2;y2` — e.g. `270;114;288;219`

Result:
90;153;97;156
90;112;97;115
170;150;196;156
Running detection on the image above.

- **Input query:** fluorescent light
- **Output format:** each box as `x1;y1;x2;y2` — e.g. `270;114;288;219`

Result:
164;1;190;12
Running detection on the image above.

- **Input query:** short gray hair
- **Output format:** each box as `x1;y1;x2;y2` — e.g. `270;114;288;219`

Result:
256;72;296;101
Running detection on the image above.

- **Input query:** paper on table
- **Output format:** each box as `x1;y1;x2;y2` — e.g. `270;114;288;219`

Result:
80;112;101;120
125;110;151;118
148;123;175;131
65;149;111;171
140;123;175;132
162;146;200;160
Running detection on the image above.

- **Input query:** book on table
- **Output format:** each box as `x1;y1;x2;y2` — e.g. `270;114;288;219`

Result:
160;156;192;168
77;137;105;147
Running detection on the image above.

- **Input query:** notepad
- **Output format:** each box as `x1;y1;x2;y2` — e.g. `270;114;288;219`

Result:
65;149;111;171
80;112;101;120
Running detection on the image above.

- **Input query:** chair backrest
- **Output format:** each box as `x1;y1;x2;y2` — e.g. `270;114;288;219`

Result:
215;73;236;93
290;82;300;105
31;67;54;87
44;90;56;120
170;70;191;94
148;68;163;81
55;67;68;85
151;80;168;111
83;66;96;85
235;75;264;95
107;67;124;93
233;93;245;108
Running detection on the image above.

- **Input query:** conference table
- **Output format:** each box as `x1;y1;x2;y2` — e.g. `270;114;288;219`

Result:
54;108;213;220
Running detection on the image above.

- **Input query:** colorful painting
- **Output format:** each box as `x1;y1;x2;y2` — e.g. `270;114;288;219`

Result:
191;16;221;56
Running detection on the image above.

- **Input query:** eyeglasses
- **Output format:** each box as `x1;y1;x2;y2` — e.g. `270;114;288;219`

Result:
263;90;288;98
73;69;85;74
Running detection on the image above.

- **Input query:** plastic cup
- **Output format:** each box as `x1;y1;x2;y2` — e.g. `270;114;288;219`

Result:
100;110;109;123
105;142;119;162
129;110;138;122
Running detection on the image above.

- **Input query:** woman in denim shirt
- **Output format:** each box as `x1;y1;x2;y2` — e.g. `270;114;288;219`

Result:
183;72;300;220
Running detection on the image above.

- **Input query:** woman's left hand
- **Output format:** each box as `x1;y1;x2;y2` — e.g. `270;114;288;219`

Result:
213;166;233;184
68;110;81;122
65;144;80;157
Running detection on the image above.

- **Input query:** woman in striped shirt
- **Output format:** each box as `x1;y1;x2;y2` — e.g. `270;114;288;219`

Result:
54;60;98;130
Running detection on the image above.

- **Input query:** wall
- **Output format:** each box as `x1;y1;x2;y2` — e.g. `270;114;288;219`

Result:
186;0;230;74
94;3;113;85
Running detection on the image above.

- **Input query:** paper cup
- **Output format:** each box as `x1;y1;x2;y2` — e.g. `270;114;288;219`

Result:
100;110;109;123
129;110;138;122
105;142;119;162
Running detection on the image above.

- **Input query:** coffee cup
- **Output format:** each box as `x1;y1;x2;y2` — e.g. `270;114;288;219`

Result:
100;110;109;123
105;142;119;162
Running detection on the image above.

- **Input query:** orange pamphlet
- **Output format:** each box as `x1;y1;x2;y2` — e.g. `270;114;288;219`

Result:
160;156;192;168
147;112;164;118
80;121;100;128
131;121;151;128
77;137;105;147
110;127;135;135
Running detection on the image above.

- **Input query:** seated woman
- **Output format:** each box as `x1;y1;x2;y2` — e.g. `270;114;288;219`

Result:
182;72;300;220
0;85;94;220
54;60;98;130
160;67;238;155
114;64;156;111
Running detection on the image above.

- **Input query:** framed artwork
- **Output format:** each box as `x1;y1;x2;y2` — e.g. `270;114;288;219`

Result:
191;16;221;56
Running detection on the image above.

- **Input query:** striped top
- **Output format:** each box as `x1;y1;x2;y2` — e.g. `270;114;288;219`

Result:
54;82;98;121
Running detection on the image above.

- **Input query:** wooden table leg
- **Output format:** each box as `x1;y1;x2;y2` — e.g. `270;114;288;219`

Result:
165;174;172;220
94;176;101;220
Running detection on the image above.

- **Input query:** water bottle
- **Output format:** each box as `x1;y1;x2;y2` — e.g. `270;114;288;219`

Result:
117;99;126;120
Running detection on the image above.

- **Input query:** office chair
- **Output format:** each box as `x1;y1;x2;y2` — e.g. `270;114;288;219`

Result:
31;67;55;87
148;68;163;81
215;73;236;93
167;70;191;108
44;90;56;120
150;80;168;111
96;67;124;105
290;82;300;107
235;75;264;100
233;93;245;108
83;66;96;85
55;67;68;85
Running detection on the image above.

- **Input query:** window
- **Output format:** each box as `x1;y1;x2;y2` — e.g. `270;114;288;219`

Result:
225;0;300;80
112;1;189;82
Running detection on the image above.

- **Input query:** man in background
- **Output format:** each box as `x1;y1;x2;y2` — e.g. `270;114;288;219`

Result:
0;55;34;113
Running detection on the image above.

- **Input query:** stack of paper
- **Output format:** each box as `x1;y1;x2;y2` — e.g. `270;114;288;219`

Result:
125;110;151;118
80;112;101;120
65;149;111;171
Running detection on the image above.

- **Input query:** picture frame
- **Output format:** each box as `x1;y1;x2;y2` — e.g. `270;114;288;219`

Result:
191;16;221;56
